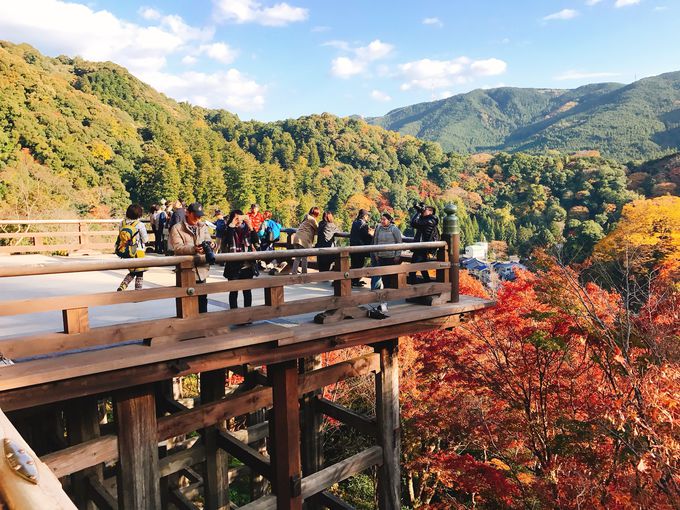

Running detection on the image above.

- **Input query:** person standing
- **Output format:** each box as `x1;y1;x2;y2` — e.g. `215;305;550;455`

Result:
148;204;158;252
349;209;373;287
170;202;214;313
214;210;226;253
408;203;439;284
116;204;149;291
290;207;320;274
222;210;254;310
371;213;402;312
247;204;265;249
316;211;340;272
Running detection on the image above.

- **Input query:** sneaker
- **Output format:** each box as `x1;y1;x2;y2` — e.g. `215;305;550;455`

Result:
117;283;128;292
379;303;388;313
367;307;388;320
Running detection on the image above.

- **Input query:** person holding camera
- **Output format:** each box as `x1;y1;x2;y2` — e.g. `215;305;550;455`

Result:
409;202;439;284
170;202;214;313
222;210;254;310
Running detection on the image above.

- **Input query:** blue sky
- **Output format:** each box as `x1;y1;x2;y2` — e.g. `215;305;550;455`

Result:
0;0;678;121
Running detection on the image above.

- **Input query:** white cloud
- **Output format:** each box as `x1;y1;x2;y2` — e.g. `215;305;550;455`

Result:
143;69;266;111
311;25;331;32
615;0;641;6
554;70;621;80
398;56;507;91
198;42;239;64
653;5;668;11
181;55;198;65
585;0;603;5
329;39;394;79
213;0;308;26
543;9;580;20
139;6;162;20
370;90;392;102
422;17;443;27
0;0;266;114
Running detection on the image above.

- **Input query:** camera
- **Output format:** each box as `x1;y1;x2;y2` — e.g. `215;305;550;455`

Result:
201;240;216;265
413;201;425;213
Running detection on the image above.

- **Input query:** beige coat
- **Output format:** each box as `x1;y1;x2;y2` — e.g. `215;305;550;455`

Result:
294;215;318;248
170;220;212;281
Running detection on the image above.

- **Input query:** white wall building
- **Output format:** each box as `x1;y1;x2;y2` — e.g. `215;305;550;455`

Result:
465;242;488;260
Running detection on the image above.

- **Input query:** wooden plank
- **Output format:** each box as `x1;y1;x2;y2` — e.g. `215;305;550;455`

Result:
0;408;77;510
334;251;351;297
300;356;323;498
300;446;383;499
238;494;277;510
0;323;292;390
264;285;284;307
298;353;380;395
114;384;161;510
159;445;205;477
0;230;120;239
229;421;270;444
64;396;101;510
201;369;230;510
176;260;199;319
374;340;400;510
62;307;89;334
0;301;491;411
310;491;356;510
314;398;377;437
217;430;271;479
41;435;118;478
0;281;443;361
85;476;117;510
269;359;302;510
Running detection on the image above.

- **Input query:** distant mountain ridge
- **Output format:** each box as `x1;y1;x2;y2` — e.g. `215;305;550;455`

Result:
368;73;680;161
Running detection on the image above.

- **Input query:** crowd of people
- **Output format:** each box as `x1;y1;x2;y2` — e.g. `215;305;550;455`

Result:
115;200;441;315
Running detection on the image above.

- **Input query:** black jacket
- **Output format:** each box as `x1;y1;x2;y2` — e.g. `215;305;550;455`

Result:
316;221;340;248
411;213;439;243
349;219;373;246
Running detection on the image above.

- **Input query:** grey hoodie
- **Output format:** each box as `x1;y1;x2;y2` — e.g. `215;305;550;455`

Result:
373;223;402;259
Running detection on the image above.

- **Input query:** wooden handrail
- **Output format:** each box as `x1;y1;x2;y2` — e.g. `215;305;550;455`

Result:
0;241;445;278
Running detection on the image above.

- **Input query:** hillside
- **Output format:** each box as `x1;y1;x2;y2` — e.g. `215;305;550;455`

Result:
368;74;680;161
1;41;675;263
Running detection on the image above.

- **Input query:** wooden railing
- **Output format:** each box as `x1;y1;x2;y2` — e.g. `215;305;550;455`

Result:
0;219;129;254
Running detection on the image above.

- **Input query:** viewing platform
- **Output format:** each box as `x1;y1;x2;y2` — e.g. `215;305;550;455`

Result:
0;208;493;510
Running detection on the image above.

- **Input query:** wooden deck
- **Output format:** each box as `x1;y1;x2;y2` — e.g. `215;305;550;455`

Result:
0;210;493;509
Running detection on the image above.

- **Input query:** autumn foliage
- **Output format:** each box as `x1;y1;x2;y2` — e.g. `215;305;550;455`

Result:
400;261;680;509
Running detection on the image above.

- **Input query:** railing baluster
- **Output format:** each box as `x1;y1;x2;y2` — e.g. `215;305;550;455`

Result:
176;260;199;318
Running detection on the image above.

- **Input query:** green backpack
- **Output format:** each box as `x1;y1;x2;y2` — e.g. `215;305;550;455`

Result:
115;221;140;258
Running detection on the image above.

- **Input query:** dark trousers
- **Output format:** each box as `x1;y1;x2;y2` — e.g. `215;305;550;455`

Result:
197;279;208;313
224;262;254;309
350;254;367;284
317;254;335;272
409;250;432;283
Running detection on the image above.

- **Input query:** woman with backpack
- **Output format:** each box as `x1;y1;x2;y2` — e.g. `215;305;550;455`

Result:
222;210;254;310
116;204;148;291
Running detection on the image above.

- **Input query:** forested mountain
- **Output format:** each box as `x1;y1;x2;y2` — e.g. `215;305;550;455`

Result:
1;41;677;262
368;73;680;161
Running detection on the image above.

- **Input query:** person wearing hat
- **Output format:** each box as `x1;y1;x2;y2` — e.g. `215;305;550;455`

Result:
371;213;402;311
170;202;215;313
349;209;373;287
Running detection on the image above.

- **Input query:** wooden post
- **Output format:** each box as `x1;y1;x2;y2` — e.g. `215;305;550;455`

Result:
269;360;302;510
62;307;89;334
300;356;323;510
78;221;86;249
176;260;199;318
333;251;351;297
374;339;401;510
244;366;269;500
201;369;230;510
264;285;285;307
65;396;102;510
442;203;460;303
114;385;161;510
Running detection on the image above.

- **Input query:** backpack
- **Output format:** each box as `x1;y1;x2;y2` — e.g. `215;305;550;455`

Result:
266;220;281;242
115;221;140;259
215;218;226;238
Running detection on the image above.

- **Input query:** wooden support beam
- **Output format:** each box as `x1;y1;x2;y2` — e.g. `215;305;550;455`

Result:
41;435;118;479
300;356;323;510
310;491;356;510
114;384;162;510
333;251;351;297
176;260;199;318
314;398;377;438
269;359;303;510
62;307;89;334
159;444;205;477
244;366;270;500
301;446;382;499
217;430;271;479
298;353;380;395
84;476;117;510
201;369;230;510
374;340;401;510
64;395;101;510
238;495;277;510
229;421;269;445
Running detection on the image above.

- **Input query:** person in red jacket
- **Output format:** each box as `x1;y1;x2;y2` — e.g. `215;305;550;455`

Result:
247;203;265;249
